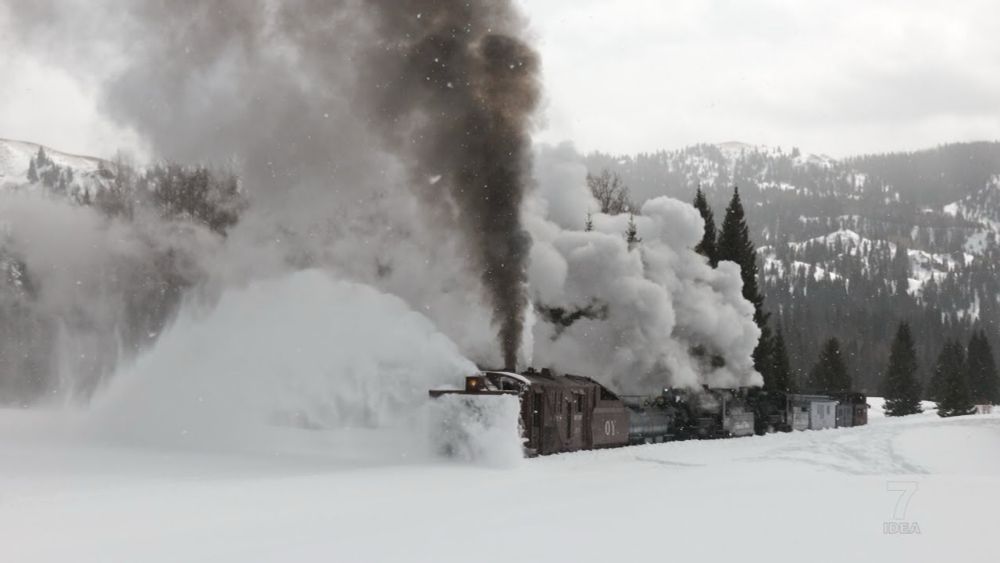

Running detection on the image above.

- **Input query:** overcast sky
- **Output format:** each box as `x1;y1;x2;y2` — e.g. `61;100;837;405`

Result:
2;0;999;158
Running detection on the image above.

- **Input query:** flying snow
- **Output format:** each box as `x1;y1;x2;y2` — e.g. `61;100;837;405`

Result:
86;270;484;459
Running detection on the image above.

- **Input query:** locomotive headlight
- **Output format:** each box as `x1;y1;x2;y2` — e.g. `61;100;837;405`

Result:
465;375;485;393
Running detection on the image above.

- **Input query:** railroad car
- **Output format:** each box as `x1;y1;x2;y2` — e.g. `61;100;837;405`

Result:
747;389;869;434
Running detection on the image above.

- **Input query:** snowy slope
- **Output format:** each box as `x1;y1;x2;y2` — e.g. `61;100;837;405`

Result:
0;137;110;192
0;405;996;562
761;228;971;296
717;140;835;170
942;175;1000;255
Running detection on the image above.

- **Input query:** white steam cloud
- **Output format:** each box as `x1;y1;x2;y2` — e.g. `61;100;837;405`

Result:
526;144;761;392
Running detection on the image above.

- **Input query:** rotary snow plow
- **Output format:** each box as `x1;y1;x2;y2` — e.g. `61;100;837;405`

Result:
427;373;525;463
429;369;632;457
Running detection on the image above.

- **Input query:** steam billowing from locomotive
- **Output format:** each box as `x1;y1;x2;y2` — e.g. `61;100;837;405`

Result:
6;0;763;405
362;1;540;369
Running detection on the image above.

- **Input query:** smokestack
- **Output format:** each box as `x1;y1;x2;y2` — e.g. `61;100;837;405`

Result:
363;1;541;370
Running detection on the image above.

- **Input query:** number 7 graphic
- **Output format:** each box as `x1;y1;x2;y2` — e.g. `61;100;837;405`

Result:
887;481;918;520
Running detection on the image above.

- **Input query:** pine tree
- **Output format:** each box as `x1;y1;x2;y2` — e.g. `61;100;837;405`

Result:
35;146;49;168
882;322;922;416
891;245;910;297
624;212;641;248
768;325;794;392
27;158;38;183
718;186;771;379
807;337;852;393
935;340;975;417
966;330;999;404
692;186;717;266
928;341;950;401
584;211;594;232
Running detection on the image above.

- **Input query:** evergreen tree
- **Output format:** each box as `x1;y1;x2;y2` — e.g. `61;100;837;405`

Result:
624;212;641;248
718;186;771;379
692;186;717;266
584;211;594;232
928;342;949;401
891;245;910;297
768;325;794;392
966;330;999;404
27;158;38;183
882;322;922;416
807;337;852;393
935;340;975;417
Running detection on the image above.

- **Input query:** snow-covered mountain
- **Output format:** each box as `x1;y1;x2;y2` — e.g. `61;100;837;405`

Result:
587;141;1000;391
942;174;1000;255
0;137;113;198
761;227;974;296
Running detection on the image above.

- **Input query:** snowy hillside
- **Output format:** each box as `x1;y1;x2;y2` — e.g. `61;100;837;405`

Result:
761;228;974;297
943;175;1000;255
1;405;996;562
588;141;1000;392
0;137;112;196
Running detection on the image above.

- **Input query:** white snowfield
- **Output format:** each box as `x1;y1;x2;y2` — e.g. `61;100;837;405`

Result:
0;402;997;563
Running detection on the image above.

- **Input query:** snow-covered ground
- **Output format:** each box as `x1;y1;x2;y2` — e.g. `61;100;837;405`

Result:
1;399;996;562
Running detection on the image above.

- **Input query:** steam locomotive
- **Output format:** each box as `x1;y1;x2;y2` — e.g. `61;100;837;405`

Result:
429;368;867;456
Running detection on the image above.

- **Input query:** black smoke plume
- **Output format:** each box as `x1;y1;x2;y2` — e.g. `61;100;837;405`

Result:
364;2;541;369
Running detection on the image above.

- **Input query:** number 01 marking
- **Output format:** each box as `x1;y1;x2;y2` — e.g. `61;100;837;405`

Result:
604;420;617;435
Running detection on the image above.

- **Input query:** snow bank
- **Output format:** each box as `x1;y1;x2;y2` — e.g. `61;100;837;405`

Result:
85;270;479;460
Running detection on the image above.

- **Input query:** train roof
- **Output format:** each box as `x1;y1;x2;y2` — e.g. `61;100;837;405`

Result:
484;369;610;391
482;371;532;386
